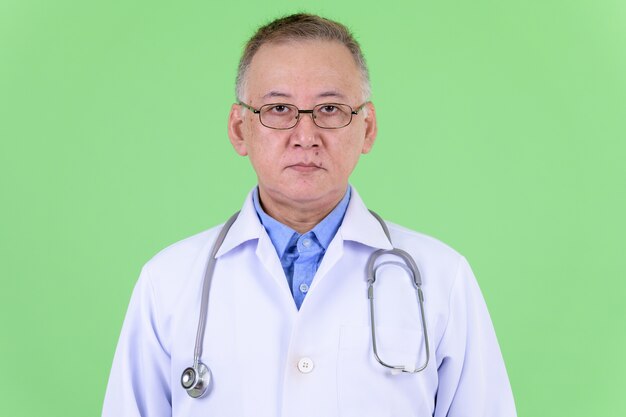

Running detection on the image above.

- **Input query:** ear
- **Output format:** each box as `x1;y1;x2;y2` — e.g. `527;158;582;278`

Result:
228;103;248;156
361;101;378;154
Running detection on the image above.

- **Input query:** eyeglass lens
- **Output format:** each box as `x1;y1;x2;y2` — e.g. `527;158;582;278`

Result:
259;104;353;129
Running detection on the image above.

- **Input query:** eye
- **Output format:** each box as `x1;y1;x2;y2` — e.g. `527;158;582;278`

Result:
268;105;290;114
319;105;338;114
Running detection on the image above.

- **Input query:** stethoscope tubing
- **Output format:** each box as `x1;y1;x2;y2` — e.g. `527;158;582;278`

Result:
366;248;430;373
192;211;240;366
184;209;430;398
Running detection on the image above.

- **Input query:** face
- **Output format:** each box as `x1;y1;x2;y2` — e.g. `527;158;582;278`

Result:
228;40;377;214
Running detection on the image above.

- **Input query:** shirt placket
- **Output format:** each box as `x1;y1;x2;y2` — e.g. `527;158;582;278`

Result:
292;232;322;309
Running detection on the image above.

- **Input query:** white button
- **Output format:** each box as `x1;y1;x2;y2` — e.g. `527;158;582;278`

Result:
297;357;314;374
299;283;309;293
302;238;312;248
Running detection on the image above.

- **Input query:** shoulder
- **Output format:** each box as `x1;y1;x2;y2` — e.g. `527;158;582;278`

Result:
383;220;469;300
385;220;463;264
139;225;222;294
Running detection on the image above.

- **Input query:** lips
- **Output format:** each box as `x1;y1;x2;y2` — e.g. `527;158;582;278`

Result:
287;162;323;172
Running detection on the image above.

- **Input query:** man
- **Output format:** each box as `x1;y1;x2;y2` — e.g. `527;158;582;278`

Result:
103;13;516;416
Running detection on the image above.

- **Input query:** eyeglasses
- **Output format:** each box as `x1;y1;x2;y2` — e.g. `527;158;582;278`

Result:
238;101;367;130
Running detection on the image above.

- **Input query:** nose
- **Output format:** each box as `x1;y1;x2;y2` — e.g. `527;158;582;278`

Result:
290;112;320;148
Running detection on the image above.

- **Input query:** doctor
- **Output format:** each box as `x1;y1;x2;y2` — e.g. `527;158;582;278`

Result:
103;13;516;417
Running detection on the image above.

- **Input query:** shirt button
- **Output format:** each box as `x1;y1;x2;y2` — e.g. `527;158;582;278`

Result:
302;238;312;248
297;357;314;374
299;283;309;293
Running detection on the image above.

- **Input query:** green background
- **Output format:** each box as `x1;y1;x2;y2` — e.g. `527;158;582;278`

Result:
1;0;624;415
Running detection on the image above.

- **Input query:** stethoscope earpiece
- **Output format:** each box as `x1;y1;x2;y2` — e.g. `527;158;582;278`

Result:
181;362;211;398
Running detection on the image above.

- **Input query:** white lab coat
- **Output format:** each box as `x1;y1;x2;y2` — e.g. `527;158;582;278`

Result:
103;188;516;416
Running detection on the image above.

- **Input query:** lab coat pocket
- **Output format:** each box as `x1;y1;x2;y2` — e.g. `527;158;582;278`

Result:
337;325;428;417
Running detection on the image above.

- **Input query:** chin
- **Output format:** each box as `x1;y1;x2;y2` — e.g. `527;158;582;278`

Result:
283;184;342;205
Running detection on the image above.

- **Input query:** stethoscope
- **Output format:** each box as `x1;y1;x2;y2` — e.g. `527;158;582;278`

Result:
181;210;430;398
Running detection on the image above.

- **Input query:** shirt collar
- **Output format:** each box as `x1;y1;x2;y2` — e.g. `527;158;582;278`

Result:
215;185;392;258
252;187;351;257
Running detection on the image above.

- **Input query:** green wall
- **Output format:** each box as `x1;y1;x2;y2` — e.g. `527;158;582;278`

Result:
1;0;624;415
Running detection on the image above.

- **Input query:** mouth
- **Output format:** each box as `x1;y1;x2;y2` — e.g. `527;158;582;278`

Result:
287;162;324;172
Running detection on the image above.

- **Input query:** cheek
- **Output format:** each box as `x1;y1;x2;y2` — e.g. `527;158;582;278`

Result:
331;144;365;175
245;136;281;171
242;124;266;158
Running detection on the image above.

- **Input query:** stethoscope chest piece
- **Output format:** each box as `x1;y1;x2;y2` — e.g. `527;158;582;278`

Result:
181;362;211;398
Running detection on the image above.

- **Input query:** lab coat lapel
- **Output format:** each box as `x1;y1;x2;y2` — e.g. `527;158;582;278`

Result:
256;230;295;303
215;190;295;308
309;187;393;292
309;236;343;292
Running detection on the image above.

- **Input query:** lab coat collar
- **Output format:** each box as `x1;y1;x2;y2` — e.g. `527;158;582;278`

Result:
215;186;393;258
339;187;393;250
215;192;264;257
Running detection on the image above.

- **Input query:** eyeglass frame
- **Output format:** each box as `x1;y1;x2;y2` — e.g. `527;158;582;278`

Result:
237;101;368;130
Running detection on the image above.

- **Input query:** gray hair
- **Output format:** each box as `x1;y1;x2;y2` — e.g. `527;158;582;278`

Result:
235;13;371;103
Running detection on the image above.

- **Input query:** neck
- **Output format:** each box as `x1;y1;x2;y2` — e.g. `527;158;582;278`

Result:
257;188;346;234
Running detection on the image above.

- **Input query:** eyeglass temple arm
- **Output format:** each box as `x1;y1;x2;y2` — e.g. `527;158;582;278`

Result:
238;102;260;114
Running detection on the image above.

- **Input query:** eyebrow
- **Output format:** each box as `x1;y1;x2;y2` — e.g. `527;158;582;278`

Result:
262;91;292;99
260;90;347;101
317;91;346;100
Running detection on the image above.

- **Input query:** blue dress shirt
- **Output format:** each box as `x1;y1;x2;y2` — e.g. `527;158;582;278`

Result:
252;187;351;309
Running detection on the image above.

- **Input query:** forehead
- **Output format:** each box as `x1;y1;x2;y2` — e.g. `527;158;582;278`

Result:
245;40;362;102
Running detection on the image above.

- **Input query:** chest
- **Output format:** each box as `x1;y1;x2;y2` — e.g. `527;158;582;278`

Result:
168;241;443;417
